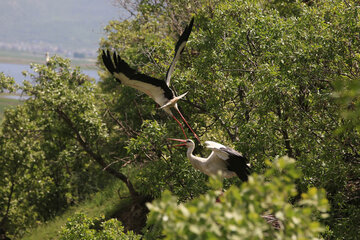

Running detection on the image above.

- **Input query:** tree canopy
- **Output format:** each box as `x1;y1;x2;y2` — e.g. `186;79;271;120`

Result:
1;0;359;239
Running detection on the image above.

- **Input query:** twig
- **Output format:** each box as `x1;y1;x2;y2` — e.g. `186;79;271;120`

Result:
217;68;255;73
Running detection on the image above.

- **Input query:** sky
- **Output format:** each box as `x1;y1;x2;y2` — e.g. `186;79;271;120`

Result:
0;0;129;56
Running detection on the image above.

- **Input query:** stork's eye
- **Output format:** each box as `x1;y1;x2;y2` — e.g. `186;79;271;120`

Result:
186;140;191;143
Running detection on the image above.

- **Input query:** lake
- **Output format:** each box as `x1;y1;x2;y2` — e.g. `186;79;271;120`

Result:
0;62;99;86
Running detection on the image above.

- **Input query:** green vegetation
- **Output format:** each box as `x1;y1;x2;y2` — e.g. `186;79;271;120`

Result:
22;180;130;240
0;50;45;65
59;213;140;240
0;50;97;68
0;96;21;122
1;0;360;239
0;73;22;122
147;157;329;239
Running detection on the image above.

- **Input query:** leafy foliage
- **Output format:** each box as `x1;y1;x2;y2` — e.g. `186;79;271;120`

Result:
0;57;117;237
0;72;18;93
59;213;140;240
101;0;360;238
126;120;210;201
1;0;360;239
147;157;329;239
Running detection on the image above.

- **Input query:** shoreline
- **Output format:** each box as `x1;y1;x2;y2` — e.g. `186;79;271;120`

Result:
0;92;29;100
0;50;97;69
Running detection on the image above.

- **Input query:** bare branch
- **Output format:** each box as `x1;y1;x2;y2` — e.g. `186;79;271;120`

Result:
55;107;139;199
217;68;255;73
103;157;132;170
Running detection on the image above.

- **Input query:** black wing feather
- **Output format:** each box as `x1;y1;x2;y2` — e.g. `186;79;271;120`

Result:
102;50;116;74
165;17;194;85
221;147;251;182
174;17;194;56
102;50;174;100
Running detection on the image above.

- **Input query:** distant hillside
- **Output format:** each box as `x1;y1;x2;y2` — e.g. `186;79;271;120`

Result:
0;0;128;56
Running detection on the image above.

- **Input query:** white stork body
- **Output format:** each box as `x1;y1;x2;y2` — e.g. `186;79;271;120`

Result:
102;18;199;142
111;70;173;110
171;139;251;182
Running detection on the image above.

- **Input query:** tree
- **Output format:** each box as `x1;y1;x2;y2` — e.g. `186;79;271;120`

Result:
0;57;141;237
1;0;359;238
146;157;329;239
102;0;360;238
59;213;140;240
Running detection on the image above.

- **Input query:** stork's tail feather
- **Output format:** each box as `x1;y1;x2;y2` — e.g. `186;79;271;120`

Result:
159;92;188;109
176;91;188;100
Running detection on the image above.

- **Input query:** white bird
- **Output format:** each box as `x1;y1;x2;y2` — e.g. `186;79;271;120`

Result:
170;138;281;229
45;52;50;65
102;18;200;143
169;138;251;182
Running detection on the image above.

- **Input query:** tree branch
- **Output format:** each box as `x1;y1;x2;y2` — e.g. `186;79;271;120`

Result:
55;107;139;199
276;107;293;158
0;180;14;228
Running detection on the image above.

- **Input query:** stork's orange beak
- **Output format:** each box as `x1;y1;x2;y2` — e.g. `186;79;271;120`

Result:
167;138;187;147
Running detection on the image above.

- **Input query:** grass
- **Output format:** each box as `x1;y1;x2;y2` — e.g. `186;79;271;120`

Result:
0;50;97;69
0;50;45;65
0;95;22;122
22;180;131;240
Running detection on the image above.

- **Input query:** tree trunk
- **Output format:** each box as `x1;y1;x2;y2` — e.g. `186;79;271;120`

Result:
55;108;139;199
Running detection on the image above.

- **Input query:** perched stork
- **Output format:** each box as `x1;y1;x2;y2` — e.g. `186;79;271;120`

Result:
169;138;251;182
102;18;200;143
169;138;281;229
45;52;50;62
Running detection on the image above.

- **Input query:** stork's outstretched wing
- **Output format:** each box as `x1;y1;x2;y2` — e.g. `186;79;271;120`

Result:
205;141;251;182
102;50;174;106
222;150;251;182
165;17;194;86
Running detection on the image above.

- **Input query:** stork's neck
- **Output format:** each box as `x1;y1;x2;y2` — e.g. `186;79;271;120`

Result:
186;143;206;164
186;143;195;159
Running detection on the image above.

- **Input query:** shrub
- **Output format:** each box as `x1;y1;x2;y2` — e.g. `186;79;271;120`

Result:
146;157;329;239
59;213;140;240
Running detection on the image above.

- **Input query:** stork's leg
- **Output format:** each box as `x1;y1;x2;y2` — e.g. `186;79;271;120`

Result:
175;108;201;143
215;190;224;203
172;115;188;139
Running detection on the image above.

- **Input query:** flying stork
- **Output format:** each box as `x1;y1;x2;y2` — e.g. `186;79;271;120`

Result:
169;138;251;182
102;18;200;143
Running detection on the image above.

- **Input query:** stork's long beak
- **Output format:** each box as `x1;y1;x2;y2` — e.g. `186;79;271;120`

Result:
168;138;187;147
